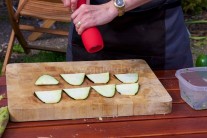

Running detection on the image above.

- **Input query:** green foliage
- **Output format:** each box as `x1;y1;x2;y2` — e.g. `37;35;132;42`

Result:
182;0;207;15
23;51;66;63
0;51;65;75
13;44;24;53
190;36;207;41
191;38;207;48
186;20;207;24
187;20;207;55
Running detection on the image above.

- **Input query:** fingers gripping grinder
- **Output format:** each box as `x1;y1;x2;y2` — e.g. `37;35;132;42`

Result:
76;0;104;53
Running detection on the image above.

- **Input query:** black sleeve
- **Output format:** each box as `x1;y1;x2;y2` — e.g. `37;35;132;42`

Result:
130;0;181;12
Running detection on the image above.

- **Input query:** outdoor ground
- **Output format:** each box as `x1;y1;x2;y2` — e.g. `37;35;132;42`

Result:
0;1;207;73
0;1;68;64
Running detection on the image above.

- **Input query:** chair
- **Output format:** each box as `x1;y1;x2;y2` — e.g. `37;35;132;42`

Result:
1;0;71;75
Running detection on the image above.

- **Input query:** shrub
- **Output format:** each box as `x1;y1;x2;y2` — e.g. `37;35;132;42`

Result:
182;0;207;15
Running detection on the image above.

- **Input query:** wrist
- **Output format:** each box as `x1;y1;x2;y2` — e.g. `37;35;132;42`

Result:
106;1;119;17
113;0;126;16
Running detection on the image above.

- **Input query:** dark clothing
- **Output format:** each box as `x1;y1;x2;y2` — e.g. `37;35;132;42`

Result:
67;0;193;70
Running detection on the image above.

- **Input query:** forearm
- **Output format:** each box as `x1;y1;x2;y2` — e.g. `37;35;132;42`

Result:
105;0;152;17
108;0;180;17
70;0;152;34
124;0;152;12
124;0;180;11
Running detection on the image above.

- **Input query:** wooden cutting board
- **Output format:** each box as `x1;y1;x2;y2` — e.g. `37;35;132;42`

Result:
6;59;172;122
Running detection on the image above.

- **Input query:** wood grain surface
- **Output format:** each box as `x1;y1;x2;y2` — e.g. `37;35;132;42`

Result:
6;59;172;122
2;70;207;137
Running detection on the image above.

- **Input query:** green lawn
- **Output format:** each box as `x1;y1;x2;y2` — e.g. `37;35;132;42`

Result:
22;51;66;63
0;44;66;76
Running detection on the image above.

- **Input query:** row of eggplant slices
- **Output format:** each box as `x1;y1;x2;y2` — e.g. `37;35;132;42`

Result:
34;72;139;104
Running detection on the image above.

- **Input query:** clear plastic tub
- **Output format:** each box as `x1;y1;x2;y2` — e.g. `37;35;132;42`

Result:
175;67;207;110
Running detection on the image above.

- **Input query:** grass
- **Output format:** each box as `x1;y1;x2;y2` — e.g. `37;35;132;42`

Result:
12;44;66;63
0;44;66;76
22;51;66;63
13;44;24;53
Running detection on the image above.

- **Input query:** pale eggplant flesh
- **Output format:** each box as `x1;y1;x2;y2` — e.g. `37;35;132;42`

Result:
116;83;139;95
35;75;59;85
60;73;85;85
114;73;138;83
86;72;110;84
92;84;116;97
63;87;91;100
34;90;62;103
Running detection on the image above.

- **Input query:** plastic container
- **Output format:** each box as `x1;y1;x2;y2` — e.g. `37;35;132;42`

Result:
175;67;207;110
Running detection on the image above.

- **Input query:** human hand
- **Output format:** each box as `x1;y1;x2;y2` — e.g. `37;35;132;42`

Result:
71;1;118;35
62;0;78;12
